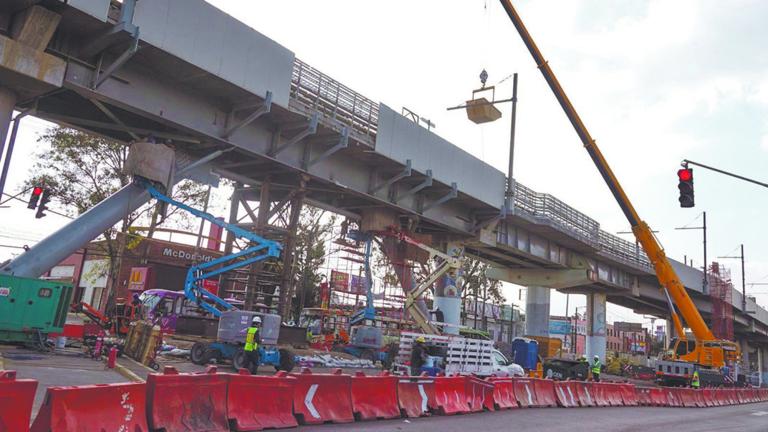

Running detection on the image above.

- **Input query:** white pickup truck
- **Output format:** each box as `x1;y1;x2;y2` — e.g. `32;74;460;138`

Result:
395;331;524;377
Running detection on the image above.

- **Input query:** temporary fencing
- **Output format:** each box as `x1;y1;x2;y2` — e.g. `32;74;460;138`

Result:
0;371;37;432
554;381;579;408
291;368;354;425
434;375;471;415
227;370;297;431
512;378;540;408
146;365;229;432
488;377;517;409
30;382;148;432
351;371;401;421
465;376;495;412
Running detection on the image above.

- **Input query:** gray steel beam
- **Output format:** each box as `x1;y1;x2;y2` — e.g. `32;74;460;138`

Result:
270;113;318;156
0;150;225;277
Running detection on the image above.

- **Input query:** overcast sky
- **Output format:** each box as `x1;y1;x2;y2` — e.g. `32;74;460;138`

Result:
3;0;768;327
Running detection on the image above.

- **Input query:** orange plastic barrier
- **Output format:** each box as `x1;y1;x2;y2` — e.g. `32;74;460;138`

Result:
146;365;228;432
434;376;471;415
512;378;540;408
397;376;436;418
678;388;698;408
701;388;716;407
574;382;595;407
291;368;354;425
635;387;652;406
465;376;495;412
648;388;668;407
693;389;707;407
617;383;638;406
554;381;579;408
30;382;148;432
533;379;558;407
488;377;518;409
351;371;400;421
227;370;298;431
602;383;623;406
0;371;37;432
591;382;610;407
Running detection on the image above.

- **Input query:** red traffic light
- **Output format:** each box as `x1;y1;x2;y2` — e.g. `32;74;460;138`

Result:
677;168;693;182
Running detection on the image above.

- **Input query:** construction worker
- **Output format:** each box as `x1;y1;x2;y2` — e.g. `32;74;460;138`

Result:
244;316;262;374
692;369;701;389
411;336;428;375
591;355;602;382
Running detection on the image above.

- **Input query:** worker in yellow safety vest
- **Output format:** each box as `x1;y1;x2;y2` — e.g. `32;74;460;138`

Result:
591;355;601;382
691;370;700;389
244;316;262;374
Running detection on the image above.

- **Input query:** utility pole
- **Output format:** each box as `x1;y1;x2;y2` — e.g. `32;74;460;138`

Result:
506;73;519;210
675;211;707;293
719;244;747;312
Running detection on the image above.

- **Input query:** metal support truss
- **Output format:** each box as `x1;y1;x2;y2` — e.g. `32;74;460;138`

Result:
370;160;412;194
223;91;272;138
89;99;140;141
396;169;433;203
271;112;319;156
306;127;348;168
144;182;282;317
421;182;458;213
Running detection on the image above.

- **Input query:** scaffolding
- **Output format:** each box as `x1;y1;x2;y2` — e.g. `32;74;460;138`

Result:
708;262;734;341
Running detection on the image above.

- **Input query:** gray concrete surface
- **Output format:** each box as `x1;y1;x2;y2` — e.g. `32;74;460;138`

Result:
0;345;126;416
296;403;768;432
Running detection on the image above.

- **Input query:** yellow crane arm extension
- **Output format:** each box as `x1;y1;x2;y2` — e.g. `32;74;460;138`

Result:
497;0;715;342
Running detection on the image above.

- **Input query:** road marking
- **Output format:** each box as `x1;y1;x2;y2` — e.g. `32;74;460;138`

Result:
418;384;428;413
751;411;768;416
305;384;320;419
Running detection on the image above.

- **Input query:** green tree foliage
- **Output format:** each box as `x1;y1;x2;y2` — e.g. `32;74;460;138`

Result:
24;127;208;306
292;206;337;315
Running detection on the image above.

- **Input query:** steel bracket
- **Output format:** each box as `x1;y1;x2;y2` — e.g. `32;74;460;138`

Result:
223;91;272;138
92;34;140;89
421;182;458;213
370;160;412;194
306;127;348;168
271;112;318;156
395;169;433;203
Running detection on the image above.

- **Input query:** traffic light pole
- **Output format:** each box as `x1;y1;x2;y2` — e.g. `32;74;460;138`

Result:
682;159;768;190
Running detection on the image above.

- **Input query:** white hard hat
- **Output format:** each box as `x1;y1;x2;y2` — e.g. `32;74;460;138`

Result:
252;316;262;324
594;355;599;359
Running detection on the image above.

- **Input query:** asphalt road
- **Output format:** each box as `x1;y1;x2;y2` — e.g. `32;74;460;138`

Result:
297;404;768;432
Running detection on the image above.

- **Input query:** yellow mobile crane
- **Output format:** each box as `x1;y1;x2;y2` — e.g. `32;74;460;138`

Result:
497;1;740;385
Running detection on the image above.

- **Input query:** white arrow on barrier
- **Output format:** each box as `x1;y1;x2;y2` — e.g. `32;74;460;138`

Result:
584;387;592;405
567;386;576;406
305;384;321;419
525;383;533;406
418;384;428;413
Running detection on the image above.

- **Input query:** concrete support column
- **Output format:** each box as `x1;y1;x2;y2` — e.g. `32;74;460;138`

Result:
524;286;550;337
758;346;765;386
0;88;16;150
586;292;607;362
433;242;463;335
741;339;751;375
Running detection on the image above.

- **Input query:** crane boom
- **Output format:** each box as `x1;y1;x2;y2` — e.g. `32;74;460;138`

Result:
497;0;716;343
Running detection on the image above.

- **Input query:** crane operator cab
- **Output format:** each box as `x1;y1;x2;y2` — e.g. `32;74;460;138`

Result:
665;337;740;366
